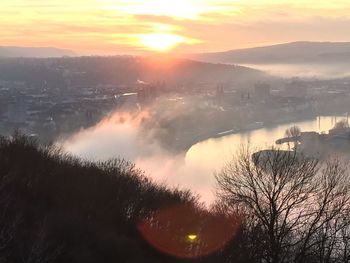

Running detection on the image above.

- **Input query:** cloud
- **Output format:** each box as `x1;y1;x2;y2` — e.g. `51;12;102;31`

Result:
2;0;350;53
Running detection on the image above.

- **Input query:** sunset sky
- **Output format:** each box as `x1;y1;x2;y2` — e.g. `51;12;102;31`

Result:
2;0;350;55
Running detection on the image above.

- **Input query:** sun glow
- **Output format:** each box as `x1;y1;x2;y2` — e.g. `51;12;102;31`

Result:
3;0;350;54
138;33;188;51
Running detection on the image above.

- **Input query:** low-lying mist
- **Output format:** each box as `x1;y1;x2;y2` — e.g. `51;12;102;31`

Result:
59;110;218;204
58;109;350;205
243;63;350;79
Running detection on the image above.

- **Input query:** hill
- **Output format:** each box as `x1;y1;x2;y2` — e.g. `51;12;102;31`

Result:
0;134;240;263
0;46;76;58
0;134;196;262
0;56;268;86
186;41;350;64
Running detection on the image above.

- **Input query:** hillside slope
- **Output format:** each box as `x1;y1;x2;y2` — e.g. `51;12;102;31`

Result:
0;56;268;86
0;134;200;263
187;41;350;64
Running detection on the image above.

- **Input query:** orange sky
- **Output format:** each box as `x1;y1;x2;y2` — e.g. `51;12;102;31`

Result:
2;0;350;55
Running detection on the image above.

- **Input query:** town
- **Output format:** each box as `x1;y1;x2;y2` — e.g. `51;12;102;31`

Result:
1;57;350;152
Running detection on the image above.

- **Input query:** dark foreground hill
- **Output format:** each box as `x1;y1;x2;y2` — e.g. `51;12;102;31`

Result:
0;134;195;262
0;134;241;263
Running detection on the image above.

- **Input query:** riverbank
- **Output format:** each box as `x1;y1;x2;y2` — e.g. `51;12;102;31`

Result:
169;111;350;154
168;112;318;153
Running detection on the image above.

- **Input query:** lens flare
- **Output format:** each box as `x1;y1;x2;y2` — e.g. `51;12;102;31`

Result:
187;234;198;242
138;204;241;258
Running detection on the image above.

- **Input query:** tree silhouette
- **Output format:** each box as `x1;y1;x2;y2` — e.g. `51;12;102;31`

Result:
285;125;301;150
216;148;350;263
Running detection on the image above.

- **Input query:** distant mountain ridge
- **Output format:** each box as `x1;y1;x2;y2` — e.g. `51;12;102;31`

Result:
186;42;350;64
0;46;76;58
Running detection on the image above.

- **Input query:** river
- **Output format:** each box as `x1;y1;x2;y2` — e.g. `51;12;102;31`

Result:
62;115;347;204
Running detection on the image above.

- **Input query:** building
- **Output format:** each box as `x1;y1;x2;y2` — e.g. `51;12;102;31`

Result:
283;78;308;98
254;83;271;99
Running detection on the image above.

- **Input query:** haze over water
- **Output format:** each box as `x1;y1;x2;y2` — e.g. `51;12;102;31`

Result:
242;63;350;78
62;114;346;203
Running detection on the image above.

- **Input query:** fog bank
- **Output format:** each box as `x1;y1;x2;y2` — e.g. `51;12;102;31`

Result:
60;111;218;203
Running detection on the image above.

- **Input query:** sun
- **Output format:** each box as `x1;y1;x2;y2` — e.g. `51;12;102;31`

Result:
139;33;187;52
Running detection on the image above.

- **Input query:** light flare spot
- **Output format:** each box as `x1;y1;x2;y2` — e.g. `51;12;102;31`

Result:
187;234;198;241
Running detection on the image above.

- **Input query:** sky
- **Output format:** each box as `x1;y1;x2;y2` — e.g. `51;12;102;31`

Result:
2;0;350;55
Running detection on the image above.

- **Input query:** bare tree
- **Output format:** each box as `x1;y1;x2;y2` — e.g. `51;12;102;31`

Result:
334;119;349;130
285;126;301;150
216;148;350;263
